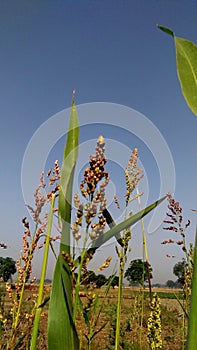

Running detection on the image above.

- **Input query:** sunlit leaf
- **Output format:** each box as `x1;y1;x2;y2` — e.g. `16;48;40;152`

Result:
75;196;166;267
48;102;80;350
92;196;166;249
158;25;197;116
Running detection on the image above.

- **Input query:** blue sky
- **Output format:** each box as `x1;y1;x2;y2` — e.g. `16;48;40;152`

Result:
0;0;197;283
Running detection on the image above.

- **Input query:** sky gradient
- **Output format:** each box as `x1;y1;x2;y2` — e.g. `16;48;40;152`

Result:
0;0;197;283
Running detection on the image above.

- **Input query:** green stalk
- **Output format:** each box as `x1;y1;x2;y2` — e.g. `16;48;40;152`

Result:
187;229;197;349
73;228;89;322
8;221;39;348
30;193;55;350
182;311;185;350
115;253;124;350
136;187;152;346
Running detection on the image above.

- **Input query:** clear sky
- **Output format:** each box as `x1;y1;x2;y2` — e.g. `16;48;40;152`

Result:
0;0;197;284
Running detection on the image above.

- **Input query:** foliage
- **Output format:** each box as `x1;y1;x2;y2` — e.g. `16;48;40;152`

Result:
125;259;153;286
0;257;16;282
110;276;119;289
166;280;180;289
173;261;187;286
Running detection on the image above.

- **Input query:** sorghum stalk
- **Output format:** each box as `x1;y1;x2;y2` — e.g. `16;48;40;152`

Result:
136;185;152;346
8;221;39;348
187;231;197;350
73;228;89;322
115;250;124;350
30;193;55;350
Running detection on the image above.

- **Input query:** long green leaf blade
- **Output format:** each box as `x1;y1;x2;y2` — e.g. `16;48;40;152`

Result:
48;256;79;349
92;196;166;249
74;197;166;267
59;101;80;253
48;102;80;350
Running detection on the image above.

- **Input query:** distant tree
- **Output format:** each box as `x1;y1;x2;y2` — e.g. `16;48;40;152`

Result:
0;257;16;282
81;271;107;288
109;275;119;288
166;280;176;288
152;283;162;288
125;259;153;286
87;271;97;284
173;260;187;286
95;274;107;288
81;270;97;287
45;279;52;284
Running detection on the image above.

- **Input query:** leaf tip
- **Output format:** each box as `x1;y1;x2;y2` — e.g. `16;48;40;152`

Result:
157;24;174;37
72;89;76;106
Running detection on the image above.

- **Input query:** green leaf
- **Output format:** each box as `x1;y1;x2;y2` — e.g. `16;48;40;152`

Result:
58;101;80;253
158;25;197;116
157;25;174;37
91;196;166;249
48;256;79;349
48;102;80;350
175;37;197;116
90;321;108;341
187;228;197;349
74;197;166;267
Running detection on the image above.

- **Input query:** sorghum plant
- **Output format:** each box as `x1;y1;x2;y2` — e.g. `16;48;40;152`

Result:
162;193;194;347
48;100;166;350
115;148;144;350
162;193;193;307
5;162;61;349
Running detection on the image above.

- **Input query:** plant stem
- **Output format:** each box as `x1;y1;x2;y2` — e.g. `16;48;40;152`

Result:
115;253;124;350
8;220;39;348
187;230;197;350
30;193;55;350
73;228;89;322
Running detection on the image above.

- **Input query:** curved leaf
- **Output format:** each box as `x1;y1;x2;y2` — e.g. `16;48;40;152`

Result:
92;196;166;249
158;25;197;116
157;25;174;37
75;196;166;267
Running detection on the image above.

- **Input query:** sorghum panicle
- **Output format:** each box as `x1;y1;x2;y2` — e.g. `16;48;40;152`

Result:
125;148;143;205
72;136;109;241
147;293;162;349
162;193;191;257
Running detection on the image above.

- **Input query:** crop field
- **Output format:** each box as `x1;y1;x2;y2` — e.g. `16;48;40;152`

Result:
0;283;186;349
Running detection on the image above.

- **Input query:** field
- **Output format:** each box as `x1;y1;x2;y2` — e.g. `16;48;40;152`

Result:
0;283;186;350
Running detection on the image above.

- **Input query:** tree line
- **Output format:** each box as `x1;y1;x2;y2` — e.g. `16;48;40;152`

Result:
0;256;188;288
